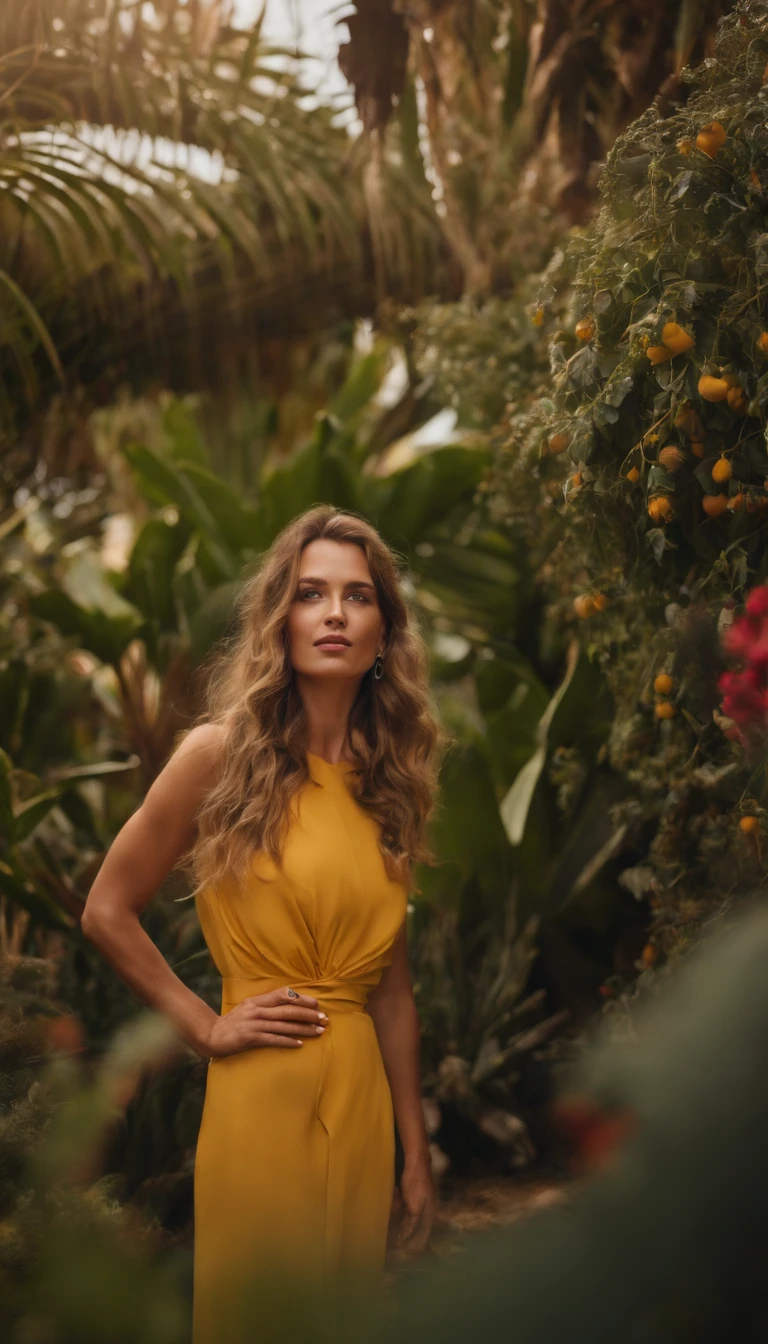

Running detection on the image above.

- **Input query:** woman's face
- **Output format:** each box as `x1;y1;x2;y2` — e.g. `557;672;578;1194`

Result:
286;538;386;682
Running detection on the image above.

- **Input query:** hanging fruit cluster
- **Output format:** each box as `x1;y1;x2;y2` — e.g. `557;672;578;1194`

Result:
549;10;768;594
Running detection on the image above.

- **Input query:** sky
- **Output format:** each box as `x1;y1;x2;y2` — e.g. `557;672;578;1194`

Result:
232;0;351;101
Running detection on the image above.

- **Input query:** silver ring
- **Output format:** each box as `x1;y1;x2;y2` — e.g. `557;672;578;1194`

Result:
286;987;299;999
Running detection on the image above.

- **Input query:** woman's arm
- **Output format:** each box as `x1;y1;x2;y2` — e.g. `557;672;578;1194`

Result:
80;723;224;1058
366;918;431;1163
366;918;435;1249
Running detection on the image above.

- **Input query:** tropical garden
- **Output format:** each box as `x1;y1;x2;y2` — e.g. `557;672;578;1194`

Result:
4;0;768;1338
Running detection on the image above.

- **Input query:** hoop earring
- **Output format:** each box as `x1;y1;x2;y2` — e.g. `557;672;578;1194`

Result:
373;654;384;681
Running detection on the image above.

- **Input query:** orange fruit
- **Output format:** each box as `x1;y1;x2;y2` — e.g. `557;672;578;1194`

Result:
654;701;675;720
674;405;700;436
570;471;583;488
677;138;692;156
689;439;705;458
654;673;674;694
661;322;694;355
627;466;640;483
648;496;674;523
646;344;673;365
728;493;746;512
548;432;569;455
44;1015;85;1055
695;121;727;157
640;943;658;967
757;332;768;354
659;446;685;472
702;493;729;517
698;374;730;402
575;317;595;341
712;456;732;483
574;595;596;619
592;592;609;611
739;815;759;834
727;386;748;414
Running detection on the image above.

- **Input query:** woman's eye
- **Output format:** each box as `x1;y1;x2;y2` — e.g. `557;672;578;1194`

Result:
299;590;369;601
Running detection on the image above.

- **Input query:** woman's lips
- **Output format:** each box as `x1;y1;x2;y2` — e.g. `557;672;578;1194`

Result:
315;641;350;649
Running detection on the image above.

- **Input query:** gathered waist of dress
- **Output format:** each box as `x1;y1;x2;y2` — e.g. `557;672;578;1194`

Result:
220;975;370;1015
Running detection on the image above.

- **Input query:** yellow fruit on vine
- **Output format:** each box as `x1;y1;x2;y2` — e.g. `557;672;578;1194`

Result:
677;138;693;156
690;439;705;458
661;322;694;355
648;495;674;523
659;446;686;472
702;493;729;517
758;331;768;354
654;673;674;695
547;432;569;454
627;466;640;483
696;121;727;157
646;344;673;365
698;374;730;402
573;595;596;619
575;317;595;341
739;815;759;834
728;493;746;512
712;456;733;483
654;701;675;720
532;306;545;326
592;592;609;611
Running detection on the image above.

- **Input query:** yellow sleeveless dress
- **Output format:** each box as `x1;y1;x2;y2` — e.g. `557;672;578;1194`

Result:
192;753;408;1343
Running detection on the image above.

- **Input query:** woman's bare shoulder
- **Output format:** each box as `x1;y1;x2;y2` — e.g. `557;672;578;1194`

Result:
157;722;227;806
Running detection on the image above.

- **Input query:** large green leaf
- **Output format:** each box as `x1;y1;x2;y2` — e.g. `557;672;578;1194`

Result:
428;742;513;911
257;441;323;543
330;348;391;427
0;864;71;930
0;749;15;846
187;581;242;667
123;445;240;580
180;464;268;554
369;445;491;545
162;399;210;467
126;516;191;631
29;590;145;667
14;790;61;844
500;639;582;847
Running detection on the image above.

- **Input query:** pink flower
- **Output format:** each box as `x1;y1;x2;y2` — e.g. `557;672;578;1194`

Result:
717;586;768;746
745;586;768;619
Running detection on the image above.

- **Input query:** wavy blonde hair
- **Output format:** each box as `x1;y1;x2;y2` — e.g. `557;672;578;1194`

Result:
179;504;447;898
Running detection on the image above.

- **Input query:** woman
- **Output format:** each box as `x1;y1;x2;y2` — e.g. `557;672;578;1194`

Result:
82;504;444;1342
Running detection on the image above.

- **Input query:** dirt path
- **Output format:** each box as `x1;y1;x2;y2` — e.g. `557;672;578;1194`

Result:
386;1175;567;1274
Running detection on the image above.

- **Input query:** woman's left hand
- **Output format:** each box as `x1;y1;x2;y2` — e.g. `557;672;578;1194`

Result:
396;1151;436;1254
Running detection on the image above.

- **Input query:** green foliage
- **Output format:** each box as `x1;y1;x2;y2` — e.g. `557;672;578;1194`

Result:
486;0;768;969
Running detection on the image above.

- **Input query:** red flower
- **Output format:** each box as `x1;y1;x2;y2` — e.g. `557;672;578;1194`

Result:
745;587;768;619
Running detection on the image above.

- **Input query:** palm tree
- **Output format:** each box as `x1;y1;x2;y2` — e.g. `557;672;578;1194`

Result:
339;0;735;292
0;0;444;437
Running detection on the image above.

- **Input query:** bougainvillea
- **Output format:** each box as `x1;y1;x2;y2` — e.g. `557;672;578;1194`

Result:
719;583;768;750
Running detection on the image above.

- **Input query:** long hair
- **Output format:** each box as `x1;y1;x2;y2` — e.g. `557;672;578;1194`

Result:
178;505;447;898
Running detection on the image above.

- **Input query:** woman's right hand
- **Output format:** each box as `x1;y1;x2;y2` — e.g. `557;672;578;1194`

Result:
203;986;328;1058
